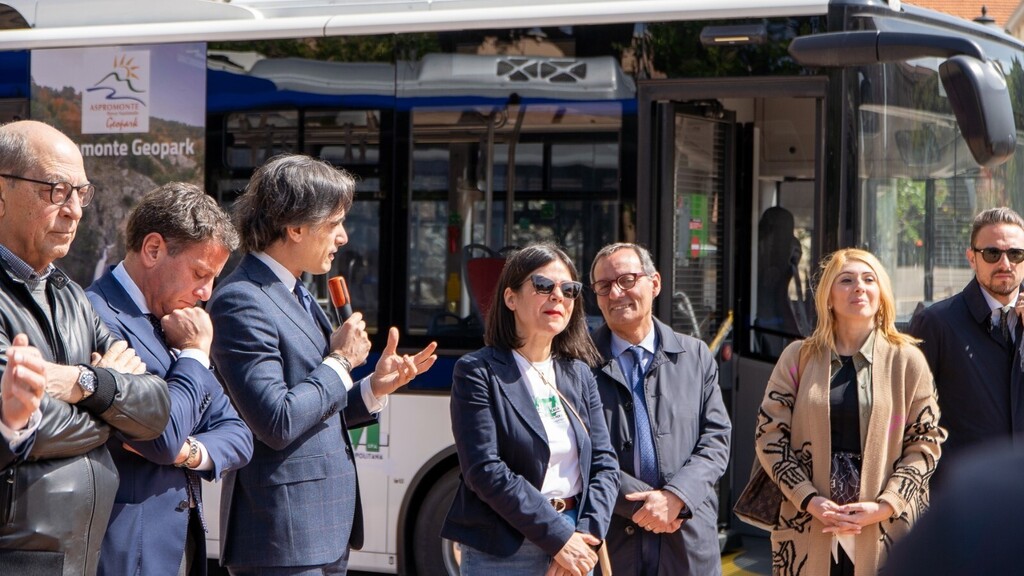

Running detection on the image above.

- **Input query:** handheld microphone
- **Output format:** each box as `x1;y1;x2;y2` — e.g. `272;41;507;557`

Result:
328;276;353;325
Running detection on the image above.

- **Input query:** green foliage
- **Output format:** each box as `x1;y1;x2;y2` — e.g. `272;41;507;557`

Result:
645;17;824;78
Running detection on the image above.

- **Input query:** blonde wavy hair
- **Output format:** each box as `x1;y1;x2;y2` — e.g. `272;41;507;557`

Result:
805;248;920;353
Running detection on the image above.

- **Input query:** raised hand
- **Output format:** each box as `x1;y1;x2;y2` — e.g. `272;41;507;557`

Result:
369;327;437;398
161;307;214;355
329;312;371;369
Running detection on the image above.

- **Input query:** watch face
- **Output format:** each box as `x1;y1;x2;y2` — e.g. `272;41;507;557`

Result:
79;368;97;392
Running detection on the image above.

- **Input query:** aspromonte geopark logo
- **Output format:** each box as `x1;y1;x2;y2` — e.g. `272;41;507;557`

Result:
82;51;150;134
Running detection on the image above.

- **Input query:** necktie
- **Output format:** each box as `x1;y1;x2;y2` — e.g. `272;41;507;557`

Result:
146;313;165;343
294;281;319;325
628;346;659;487
1001;306;1012;344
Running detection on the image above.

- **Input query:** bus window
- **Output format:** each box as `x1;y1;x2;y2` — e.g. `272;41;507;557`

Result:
407;103;622;338
857;53;1024;326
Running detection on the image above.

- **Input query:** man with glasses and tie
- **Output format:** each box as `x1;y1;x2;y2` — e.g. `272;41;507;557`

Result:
85;183;253;576
908;206;1024;484
0;120;170;574
588;243;731;576
206;153;437;575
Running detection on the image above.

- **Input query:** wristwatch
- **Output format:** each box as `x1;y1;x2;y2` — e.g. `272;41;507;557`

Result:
77;366;97;399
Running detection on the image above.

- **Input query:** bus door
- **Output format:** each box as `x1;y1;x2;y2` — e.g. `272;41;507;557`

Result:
640;77;826;534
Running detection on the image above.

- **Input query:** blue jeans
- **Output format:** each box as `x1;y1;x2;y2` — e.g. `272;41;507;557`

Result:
461;510;591;576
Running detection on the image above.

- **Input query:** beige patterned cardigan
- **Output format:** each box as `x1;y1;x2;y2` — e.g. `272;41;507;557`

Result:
754;335;945;576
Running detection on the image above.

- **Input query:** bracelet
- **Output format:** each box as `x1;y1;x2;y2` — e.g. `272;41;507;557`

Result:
176;436;199;469
328;352;353;373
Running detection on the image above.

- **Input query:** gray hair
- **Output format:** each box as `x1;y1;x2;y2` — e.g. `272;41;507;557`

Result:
590;242;657;283
233;154;355;253
126;182;239;255
0;124;38;176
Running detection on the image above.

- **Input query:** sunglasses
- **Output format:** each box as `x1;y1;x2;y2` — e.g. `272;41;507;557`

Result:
529;274;583;300
973;247;1024;264
591;272;648;296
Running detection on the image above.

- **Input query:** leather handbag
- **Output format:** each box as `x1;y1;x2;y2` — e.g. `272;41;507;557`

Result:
733;341;810;531
733;459;784;531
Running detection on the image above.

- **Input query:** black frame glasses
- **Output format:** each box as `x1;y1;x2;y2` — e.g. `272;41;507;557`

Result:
973;247;1024;264
591;272;648;296
529;274;583;300
1;174;96;207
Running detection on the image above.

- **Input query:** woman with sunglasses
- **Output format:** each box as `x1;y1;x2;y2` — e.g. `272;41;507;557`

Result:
443;243;619;576
754;248;945;576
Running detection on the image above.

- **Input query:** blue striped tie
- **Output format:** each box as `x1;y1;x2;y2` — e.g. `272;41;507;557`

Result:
629;346;659;486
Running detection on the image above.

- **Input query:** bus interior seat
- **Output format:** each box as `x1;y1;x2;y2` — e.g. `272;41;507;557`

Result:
754;206;804;356
462;244;507;327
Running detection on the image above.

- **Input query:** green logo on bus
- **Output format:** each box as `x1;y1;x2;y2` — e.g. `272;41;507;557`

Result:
349;424;380;452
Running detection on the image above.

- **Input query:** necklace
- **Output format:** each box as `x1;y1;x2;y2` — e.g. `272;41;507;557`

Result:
514;350;557;391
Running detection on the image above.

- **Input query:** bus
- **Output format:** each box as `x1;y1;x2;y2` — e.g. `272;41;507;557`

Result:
0;0;1021;574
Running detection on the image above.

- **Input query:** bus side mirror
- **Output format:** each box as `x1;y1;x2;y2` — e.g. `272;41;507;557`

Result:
939;55;1016;168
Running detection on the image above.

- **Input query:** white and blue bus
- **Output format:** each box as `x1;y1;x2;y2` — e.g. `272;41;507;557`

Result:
0;0;1021;573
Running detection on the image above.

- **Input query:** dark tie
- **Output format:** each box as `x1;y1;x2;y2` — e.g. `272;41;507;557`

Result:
1001;306;1013;344
146;313;165;343
628;346;659;487
294;281;319;324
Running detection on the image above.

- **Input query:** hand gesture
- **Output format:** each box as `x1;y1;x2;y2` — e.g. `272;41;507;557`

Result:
329;312;371;369
91;340;146;375
550;532;600;576
823;500;894;533
627;489;687;533
161;307;214;355
2;334;45;430
807;495;862;535
368;327;437;398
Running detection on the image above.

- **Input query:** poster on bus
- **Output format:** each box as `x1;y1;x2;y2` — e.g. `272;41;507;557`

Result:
31;42;206;285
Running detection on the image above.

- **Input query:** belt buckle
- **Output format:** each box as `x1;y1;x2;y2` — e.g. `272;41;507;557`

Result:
550;497;567;513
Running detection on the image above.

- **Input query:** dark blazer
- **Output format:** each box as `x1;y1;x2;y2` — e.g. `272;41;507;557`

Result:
907;278;1024;478
442;346;619;558
207;254;376;569
87;268;253;576
591;319;732;576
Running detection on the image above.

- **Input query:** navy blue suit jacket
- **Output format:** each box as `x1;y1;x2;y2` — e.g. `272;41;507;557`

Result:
907;278;1024;480
441;346;619;558
207;254;376;569
86;268;253;576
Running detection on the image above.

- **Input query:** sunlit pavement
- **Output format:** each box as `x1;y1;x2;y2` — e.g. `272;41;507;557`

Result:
722;535;772;575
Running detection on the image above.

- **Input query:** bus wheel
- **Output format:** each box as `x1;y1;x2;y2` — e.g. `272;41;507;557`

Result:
413;467;461;576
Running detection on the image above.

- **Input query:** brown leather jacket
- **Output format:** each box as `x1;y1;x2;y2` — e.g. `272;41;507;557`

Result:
0;265;170;576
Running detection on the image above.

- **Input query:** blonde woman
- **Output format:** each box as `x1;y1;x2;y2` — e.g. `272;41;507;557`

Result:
754;248;945;576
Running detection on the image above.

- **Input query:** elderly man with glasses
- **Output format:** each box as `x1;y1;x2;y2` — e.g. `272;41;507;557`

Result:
908;206;1024;486
588;242;731;576
0;120;170;575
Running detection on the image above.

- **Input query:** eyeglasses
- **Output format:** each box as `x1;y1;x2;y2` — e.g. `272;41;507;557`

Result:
529;274;583;300
973;247;1024;264
591;272;648;296
1;174;96;207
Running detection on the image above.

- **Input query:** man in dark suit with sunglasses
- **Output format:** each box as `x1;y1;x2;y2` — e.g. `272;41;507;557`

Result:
908;207;1024;483
588;243;731;576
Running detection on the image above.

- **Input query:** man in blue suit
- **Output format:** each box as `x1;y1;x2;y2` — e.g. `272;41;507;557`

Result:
207;154;437;575
87;183;253;576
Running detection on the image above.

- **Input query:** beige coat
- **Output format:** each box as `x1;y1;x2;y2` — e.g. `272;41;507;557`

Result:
755;335;945;576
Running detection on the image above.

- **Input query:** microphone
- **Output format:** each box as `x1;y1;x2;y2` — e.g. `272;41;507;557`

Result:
328;276;353;325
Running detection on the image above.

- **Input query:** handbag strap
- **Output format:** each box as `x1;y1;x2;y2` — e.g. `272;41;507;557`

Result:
551;383;589;436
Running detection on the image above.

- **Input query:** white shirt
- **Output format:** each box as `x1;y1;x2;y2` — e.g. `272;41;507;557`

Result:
252;252;385;414
981;287;1018;343
512;352;582;499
